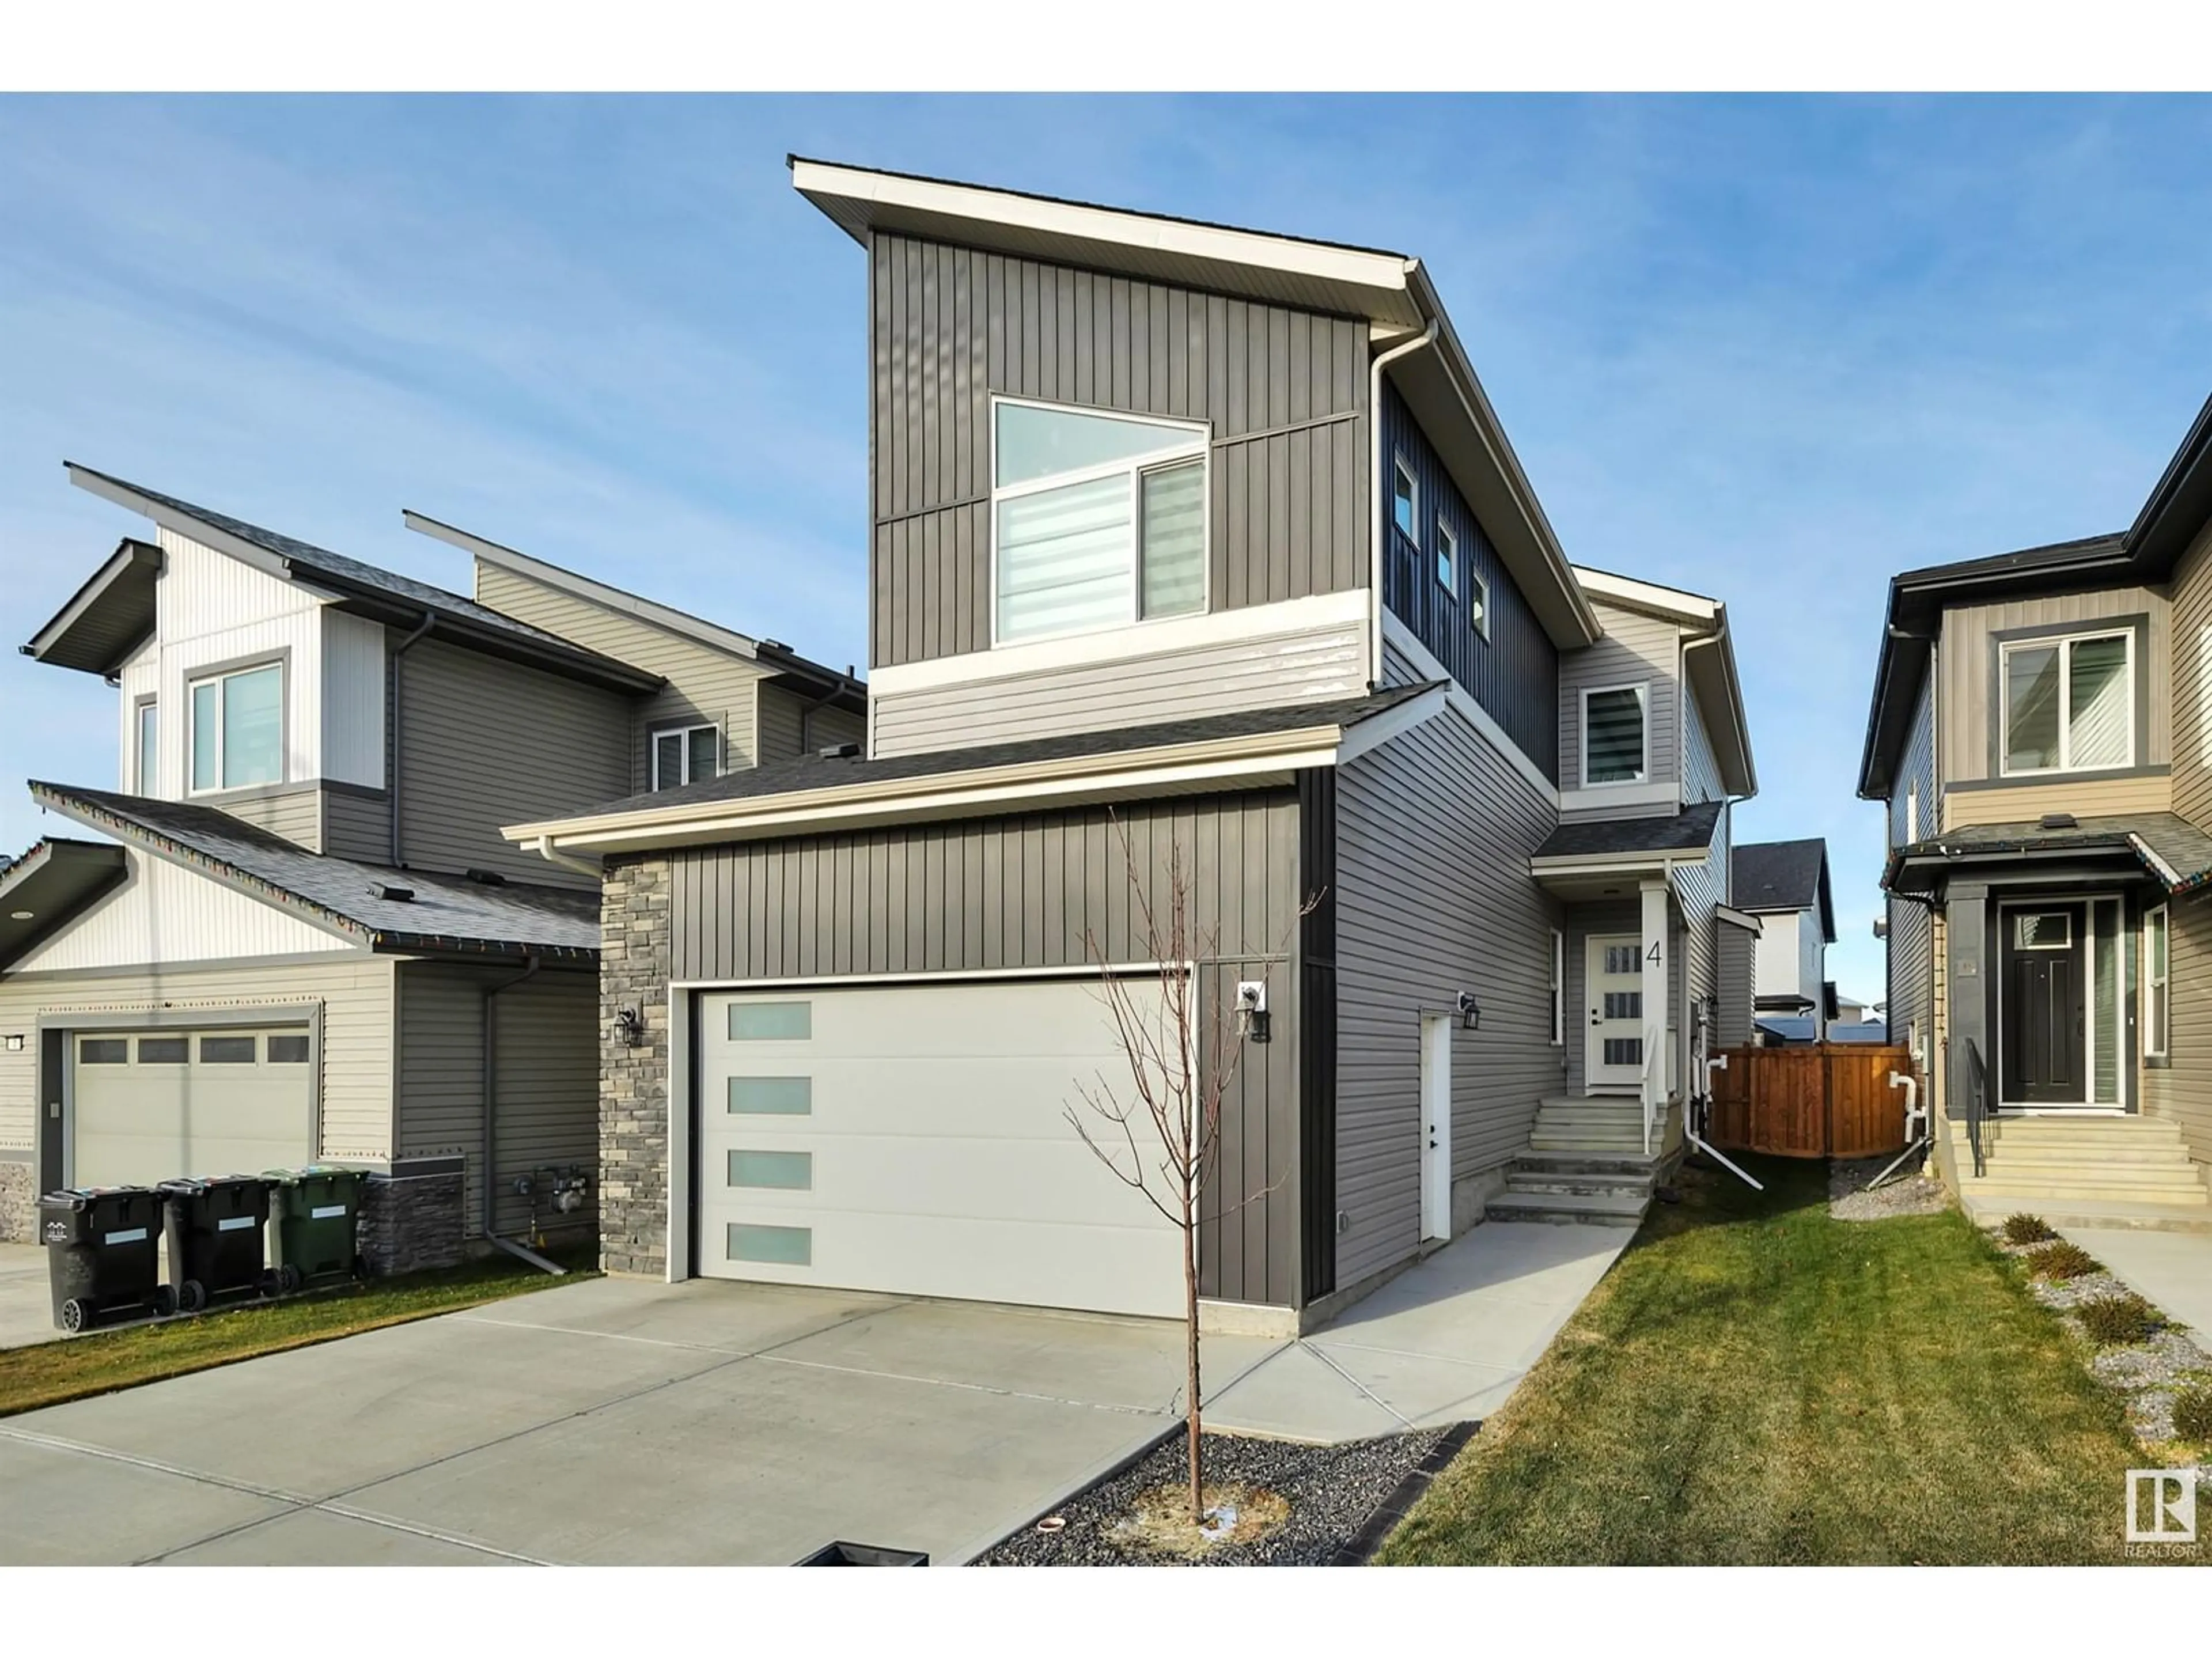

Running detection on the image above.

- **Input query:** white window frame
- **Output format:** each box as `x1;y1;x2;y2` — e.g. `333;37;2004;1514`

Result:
1998;627;2135;778
1580;681;1651;788
1549;927;1566;1046
186;660;285;796
1469;566;1491;642
1435;516;1457;594
2144;903;2170;1060
134;695;158;794
652;722;722;791
1904;776;1919;844
1391;453;1418;544
986;395;1212;649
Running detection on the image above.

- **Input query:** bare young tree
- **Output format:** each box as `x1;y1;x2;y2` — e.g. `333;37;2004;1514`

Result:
1064;811;1316;1528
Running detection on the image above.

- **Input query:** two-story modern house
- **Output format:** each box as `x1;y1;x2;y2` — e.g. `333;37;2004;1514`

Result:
1859;391;2212;1226
0;466;861;1267
1730;837;1837;1038
500;158;1760;1334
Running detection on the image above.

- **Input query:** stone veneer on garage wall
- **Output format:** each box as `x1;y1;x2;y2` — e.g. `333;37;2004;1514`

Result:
0;1158;33;1243
601;857;672;1277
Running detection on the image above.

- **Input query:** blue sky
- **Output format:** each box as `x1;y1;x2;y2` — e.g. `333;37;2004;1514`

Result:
3;93;2209;1001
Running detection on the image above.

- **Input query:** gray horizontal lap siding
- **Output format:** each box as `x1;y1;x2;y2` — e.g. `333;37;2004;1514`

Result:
666;793;1308;1306
1716;925;1756;1048
869;233;1369;668
1560;603;1680;806
396;638;631;888
323;787;392;864
1378;382;1560;781
1674;682;1728;1038
1334;645;1563;1290
395;962;600;1238
210;785;324;853
1887;672;1938;1059
756;683;866;766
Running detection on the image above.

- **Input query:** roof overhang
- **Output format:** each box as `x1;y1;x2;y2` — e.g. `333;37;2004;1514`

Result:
1883;834;2158;897
1528;845;1713;904
0;839;128;967
1573;569;1755;797
506;685;1445;859
65;464;661;697
1717;904;1764;934
20;537;162;676
790;158;1600;654
2125;391;2212;579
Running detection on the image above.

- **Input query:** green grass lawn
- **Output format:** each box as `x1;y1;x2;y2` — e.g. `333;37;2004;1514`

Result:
1380;1157;2195;1565
1;1245;599;1419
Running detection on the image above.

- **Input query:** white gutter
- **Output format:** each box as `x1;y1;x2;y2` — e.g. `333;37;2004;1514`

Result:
1368;319;1440;687
531;836;603;878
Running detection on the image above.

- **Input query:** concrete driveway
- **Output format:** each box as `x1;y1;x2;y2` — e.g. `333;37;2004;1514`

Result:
1;1244;54;1351
0;1274;1283;1566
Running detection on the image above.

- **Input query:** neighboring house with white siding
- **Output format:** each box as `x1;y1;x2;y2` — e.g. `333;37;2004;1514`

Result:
1858;389;2212;1228
1729;838;1837;1039
0;468;860;1262
502;159;1762;1332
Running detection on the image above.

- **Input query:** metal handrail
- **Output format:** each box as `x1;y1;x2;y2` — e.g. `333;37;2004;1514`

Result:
1963;1037;1988;1179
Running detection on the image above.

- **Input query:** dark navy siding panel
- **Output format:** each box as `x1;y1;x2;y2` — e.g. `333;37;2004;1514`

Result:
1377;381;1559;782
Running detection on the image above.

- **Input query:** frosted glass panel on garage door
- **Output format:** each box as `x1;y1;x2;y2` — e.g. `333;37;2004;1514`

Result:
696;977;1184;1318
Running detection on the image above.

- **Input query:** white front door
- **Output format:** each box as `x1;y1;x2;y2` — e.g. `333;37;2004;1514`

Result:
1420;1014;1452;1242
1586;935;1646;1092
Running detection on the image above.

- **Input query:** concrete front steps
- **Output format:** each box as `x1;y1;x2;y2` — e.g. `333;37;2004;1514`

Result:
1949;1113;2212;1233
1527;1094;1651;1155
1485;1150;1658;1227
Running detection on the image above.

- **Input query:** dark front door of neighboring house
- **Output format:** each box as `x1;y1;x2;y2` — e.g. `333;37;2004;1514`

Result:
2000;903;2086;1107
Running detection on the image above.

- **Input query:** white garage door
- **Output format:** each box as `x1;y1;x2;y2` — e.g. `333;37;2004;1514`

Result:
71;1027;316;1189
696;978;1183;1318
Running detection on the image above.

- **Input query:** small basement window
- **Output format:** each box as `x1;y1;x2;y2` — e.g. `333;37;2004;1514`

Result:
652;724;721;791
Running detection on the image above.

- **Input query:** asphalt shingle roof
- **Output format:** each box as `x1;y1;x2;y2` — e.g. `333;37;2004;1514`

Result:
1732;839;1828;912
1532;800;1723;861
31;783;600;959
569;683;1445;820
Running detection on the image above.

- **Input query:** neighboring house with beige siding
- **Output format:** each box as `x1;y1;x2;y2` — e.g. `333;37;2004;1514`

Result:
0;469;859;1264
503;159;1763;1331
1859;390;2212;1228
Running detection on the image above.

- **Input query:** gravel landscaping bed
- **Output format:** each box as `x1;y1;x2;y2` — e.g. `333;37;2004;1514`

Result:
1994;1227;2212;1482
1828;1154;1949;1222
978;1427;1457;1566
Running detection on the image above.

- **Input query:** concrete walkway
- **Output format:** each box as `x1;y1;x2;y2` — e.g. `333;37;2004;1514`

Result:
1;1244;55;1351
2059;1226;2212;1346
1209;1222;1628;1442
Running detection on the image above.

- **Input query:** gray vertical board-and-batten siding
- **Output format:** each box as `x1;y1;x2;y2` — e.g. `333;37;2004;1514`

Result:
1559;601;1681;805
393;961;601;1238
473;560;771;791
1377;381;1560;781
661;793;1310;1308
1331;644;1564;1290
1885;668;1938;1060
867;233;1369;669
394;637;631;888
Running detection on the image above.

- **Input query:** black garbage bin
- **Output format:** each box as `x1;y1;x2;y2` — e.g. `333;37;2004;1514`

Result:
157;1176;275;1312
794;1541;929;1566
39;1187;173;1332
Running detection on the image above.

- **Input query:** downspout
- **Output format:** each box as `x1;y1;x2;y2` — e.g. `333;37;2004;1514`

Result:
1368;319;1440;689
796;671;856;756
531;834;603;880
483;954;565;1274
388;611;435;866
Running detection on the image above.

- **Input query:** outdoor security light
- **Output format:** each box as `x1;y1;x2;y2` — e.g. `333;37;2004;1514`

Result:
1457;990;1481;1031
1234;980;1271;1044
613;1005;646;1048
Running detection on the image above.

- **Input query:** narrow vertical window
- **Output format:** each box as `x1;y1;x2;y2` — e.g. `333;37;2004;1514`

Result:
1392;456;1418;541
135;698;158;794
2145;904;2170;1060
1469;570;1490;641
1435;518;1456;593
1549;928;1565;1046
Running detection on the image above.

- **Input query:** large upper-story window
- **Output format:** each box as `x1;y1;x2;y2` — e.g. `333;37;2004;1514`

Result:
991;399;1209;645
1582;684;1649;786
653;723;721;791
188;661;283;793
2001;628;2133;775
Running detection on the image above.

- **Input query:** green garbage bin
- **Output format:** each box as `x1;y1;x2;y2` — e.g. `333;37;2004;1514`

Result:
263;1165;367;1293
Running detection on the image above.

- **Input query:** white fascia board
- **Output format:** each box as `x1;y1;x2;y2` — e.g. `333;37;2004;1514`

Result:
1531;847;1711;877
1717;904;1766;934
791;158;1415;304
505;724;1350;854
1559;781;1678;815
1335;683;1446;764
1573;566;1721;627
67;464;295;585
527;751;1325;856
1380;615;1558;806
403;511;765;665
873;589;1370;698
2130;834;2184;889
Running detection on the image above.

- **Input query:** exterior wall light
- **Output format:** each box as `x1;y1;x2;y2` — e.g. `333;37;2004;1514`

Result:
1234;980;1271;1044
1457;991;1481;1031
613;1006;646;1048
4;1034;22;1052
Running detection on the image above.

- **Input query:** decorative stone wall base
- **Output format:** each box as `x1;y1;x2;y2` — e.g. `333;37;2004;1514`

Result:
0;1161;33;1244
601;858;672;1278
357;1168;464;1278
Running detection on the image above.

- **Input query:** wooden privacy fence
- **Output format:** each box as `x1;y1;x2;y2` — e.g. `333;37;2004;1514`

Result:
1707;1045;1918;1159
